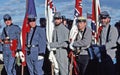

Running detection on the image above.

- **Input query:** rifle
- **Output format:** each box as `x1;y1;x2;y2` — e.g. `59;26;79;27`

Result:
68;50;79;75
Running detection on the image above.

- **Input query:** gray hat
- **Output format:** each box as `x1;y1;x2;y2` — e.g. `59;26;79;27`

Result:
100;11;111;19
54;12;62;19
3;14;11;20
28;14;36;19
76;16;86;23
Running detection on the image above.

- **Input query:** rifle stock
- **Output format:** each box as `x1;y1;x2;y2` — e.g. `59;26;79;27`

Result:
51;63;54;75
69;53;74;75
21;65;24;75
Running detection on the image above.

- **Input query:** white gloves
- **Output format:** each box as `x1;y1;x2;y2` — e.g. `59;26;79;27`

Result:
19;51;25;62
47;43;51;50
69;42;75;50
38;55;44;60
15;51;25;62
0;54;3;61
15;52;19;58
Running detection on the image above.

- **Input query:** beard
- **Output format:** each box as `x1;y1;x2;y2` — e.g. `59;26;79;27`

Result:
101;22;109;27
55;22;61;26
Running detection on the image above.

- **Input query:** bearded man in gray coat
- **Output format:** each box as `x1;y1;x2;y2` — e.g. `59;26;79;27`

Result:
98;11;118;75
48;12;69;75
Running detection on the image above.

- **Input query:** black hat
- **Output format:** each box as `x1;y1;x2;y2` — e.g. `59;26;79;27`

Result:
28;14;36;22
39;18;46;27
100;11;111;19
40;18;46;22
3;14;12;21
62;16;66;20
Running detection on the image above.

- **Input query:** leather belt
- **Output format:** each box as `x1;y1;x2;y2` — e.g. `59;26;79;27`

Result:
26;44;38;48
2;39;12;44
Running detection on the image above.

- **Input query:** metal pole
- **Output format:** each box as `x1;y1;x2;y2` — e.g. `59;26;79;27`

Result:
21;65;24;75
51;63;54;75
69;53;74;75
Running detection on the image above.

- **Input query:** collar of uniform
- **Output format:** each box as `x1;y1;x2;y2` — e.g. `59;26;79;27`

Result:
55;23;62;29
102;24;109;29
6;23;13;27
79;30;83;33
102;24;110;33
30;26;36;29
30;28;34;31
79;27;86;33
30;27;35;33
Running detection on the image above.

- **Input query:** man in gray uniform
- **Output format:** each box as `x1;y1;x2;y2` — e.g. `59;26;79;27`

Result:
0;14;22;75
98;11;118;75
25;15;46;75
69;17;92;75
48;12;69;75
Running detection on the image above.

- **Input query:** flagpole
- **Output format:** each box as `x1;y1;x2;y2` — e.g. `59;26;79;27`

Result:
95;0;98;44
21;0;28;75
69;0;82;74
69;53;74;75
95;0;101;44
45;0;60;75
46;1;55;74
92;0;98;44
94;0;97;44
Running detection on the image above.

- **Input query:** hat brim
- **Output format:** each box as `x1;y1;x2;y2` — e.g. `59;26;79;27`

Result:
76;20;86;23
101;16;111;19
28;18;36;22
54;17;62;19
4;18;12;21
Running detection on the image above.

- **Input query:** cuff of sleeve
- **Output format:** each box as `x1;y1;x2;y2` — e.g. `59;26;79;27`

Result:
0;51;3;54
100;45;106;51
17;49;21;52
38;53;45;56
65;41;70;44
102;45;106;50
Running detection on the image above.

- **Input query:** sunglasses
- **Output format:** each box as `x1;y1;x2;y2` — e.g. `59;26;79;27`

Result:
54;17;61;20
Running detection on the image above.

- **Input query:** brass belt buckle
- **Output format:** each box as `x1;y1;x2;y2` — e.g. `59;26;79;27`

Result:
27;44;31;48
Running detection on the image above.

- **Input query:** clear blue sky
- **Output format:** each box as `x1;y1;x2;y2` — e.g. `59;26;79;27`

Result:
0;0;120;32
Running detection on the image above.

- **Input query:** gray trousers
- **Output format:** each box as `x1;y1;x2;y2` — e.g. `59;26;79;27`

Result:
26;50;44;75
3;47;16;75
55;49;69;75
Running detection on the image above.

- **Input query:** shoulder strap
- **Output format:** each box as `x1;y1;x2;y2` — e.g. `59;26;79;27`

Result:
106;25;111;42
81;27;86;40
27;26;37;45
3;27;8;37
30;26;37;45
